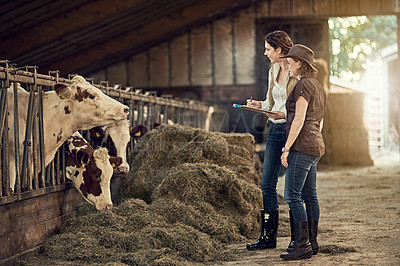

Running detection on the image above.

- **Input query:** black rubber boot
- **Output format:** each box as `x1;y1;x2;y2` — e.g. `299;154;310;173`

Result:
286;209;295;253
246;209;278;250
280;220;313;260
308;218;319;255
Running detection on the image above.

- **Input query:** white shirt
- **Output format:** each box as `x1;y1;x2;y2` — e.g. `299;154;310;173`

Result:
260;63;289;123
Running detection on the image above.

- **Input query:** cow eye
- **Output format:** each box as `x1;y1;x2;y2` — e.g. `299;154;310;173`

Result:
89;94;95;100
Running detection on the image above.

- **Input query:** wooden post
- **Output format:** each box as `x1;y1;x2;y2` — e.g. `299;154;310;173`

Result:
397;14;400;153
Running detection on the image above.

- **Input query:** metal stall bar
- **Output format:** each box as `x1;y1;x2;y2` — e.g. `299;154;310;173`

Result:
0;62;9;142
32;100;39;190
49;70;65;185
1;111;8;197
161;94;172;124
0;61;10;197
138;98;144;126
37;82;46;187
12;79;22;194
20;67;38;190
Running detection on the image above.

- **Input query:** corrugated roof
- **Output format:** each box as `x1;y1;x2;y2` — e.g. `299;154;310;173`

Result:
0;0;254;76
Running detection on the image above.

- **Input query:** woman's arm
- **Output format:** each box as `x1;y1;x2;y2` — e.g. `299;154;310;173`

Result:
265;111;285;120
281;96;308;168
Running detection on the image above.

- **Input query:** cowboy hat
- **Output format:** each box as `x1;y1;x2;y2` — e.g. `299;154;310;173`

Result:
280;44;317;70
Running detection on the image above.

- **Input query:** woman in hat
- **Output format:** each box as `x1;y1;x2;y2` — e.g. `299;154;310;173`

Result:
245;30;298;251
279;44;326;260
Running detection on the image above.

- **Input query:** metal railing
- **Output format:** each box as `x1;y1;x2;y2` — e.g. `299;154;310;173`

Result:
0;60;228;205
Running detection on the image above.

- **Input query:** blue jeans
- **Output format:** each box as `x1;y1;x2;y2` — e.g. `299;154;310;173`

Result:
261;121;287;210
284;150;320;225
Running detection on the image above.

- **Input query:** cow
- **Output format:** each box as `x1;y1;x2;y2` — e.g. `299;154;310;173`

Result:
7;75;129;192
65;132;121;210
89;119;131;174
89;121;149;174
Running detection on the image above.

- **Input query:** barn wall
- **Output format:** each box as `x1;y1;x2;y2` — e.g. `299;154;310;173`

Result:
171;34;190;87
149;44;169;87
191;25;212;86
91;0;396;166
0;187;84;263
107;62;127;86
129;53;148;88
98;0;397;102
235;8;256;85
94;5;259;102
214;17;234;85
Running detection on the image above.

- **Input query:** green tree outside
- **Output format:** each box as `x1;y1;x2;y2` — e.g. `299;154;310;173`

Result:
329;16;397;82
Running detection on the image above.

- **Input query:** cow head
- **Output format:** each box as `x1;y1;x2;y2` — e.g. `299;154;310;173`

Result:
66;133;122;211
89;120;132;174
105;119;131;174
83;148;122;210
54;75;129;130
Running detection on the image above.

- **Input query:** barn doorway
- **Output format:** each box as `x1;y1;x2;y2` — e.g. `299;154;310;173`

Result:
329;15;399;163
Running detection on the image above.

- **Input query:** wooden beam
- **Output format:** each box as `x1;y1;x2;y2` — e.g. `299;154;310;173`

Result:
40;0;251;76
0;0;91;35
0;0;147;58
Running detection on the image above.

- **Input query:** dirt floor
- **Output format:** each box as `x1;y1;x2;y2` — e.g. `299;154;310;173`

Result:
10;141;400;266
212;151;400;265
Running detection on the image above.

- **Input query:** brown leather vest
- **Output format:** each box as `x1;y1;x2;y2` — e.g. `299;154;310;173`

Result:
267;64;298;108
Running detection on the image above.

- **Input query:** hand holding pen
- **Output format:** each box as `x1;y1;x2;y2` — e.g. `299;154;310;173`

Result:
246;96;261;108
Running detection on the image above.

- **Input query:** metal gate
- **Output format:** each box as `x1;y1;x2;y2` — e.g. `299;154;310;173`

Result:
0;60;228;205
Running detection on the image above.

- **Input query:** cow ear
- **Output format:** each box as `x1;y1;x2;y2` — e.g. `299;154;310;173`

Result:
89;127;104;139
72;75;87;83
54;84;72;99
76;150;89;167
130;125;148;138
109;156;122;168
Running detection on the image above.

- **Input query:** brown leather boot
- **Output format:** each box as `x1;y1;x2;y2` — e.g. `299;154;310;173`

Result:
280;220;312;260
246;209;278;250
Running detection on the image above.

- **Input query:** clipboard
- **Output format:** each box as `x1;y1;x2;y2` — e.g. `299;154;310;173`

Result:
232;103;276;115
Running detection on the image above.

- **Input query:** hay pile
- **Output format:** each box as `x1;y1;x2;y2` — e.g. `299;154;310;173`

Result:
120;125;262;203
21;124;264;266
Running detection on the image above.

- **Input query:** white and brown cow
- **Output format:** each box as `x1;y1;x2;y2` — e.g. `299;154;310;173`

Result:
89;119;131;174
89;121;149;174
65;132;121;210
7;75;129;192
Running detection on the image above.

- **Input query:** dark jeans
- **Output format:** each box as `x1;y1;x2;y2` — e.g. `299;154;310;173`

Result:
284;150;320;225
261;121;287;210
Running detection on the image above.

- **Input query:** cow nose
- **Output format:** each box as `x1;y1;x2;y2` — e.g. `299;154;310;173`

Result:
105;203;113;210
118;166;129;173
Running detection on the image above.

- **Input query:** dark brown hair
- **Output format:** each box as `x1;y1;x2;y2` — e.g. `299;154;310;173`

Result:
293;58;318;78
265;30;293;55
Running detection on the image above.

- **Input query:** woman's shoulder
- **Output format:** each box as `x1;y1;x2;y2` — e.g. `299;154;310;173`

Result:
297;77;321;87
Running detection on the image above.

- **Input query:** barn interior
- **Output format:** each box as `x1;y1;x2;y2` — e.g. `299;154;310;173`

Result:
1;0;399;264
2;0;399;164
